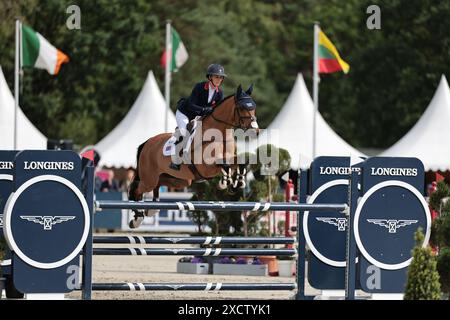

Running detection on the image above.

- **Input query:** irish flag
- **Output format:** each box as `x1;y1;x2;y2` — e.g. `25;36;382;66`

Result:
21;24;69;75
318;29;349;74
160;27;188;72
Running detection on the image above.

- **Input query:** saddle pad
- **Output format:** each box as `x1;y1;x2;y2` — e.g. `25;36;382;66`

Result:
163;117;200;157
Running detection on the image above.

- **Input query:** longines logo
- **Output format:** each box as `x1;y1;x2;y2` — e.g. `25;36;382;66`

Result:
367;219;418;233
316;217;348;231
20;215;76;230
23;161;74;171
370;167;418;177
0;161;13;170
319;166;360;175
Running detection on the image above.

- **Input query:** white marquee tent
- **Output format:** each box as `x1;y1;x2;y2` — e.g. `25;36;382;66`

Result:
0;66;47;150
240;73;365;169
381;75;450;171
95;70;177;168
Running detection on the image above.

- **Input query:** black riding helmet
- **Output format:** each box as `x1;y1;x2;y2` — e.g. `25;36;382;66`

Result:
206;64;227;78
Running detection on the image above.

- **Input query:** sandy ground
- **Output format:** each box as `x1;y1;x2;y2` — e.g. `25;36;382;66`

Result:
67;233;322;300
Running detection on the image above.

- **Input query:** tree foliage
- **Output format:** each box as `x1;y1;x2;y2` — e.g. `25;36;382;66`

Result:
0;1;449;149
404;228;441;300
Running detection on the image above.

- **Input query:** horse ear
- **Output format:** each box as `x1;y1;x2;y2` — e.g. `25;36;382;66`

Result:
245;84;253;96
236;85;243;97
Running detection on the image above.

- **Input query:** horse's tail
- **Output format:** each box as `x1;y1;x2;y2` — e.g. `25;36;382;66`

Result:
128;142;145;201
135;142;145;181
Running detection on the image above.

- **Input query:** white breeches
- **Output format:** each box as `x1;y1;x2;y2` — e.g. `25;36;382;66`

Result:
175;110;189;136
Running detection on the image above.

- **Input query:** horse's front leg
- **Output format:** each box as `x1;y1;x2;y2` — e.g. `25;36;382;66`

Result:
232;163;247;189
218;164;233;190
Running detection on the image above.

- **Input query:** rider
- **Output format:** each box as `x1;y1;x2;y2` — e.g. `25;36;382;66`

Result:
170;63;227;170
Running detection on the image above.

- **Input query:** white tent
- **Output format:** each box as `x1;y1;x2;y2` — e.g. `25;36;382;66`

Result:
0;66;47;150
95;70;177;168
240;73;365;169
381;75;450;171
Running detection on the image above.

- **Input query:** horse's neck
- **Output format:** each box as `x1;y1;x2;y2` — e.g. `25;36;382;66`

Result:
202;99;235;134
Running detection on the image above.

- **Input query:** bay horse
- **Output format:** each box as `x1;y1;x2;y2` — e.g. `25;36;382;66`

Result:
128;85;259;228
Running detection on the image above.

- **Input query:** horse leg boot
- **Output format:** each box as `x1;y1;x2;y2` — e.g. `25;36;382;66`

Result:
232;164;247;189
218;164;233;190
128;181;147;229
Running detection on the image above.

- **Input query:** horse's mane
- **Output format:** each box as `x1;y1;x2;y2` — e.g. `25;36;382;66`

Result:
201;94;235;121
215;94;235;108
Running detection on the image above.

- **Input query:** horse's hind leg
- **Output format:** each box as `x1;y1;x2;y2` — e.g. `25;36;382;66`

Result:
129;179;158;229
128;179;142;201
143;183;161;218
128;180;145;229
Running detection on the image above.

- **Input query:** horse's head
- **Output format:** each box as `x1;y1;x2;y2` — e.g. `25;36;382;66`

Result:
234;84;259;134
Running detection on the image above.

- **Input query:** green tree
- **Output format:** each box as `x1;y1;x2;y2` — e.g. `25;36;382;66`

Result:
437;247;450;297
404;228;441;300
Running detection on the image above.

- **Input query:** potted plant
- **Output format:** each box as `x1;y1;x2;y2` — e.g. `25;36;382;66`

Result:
213;256;268;276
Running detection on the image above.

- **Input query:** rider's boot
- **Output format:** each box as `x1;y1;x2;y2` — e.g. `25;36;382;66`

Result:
170;129;187;171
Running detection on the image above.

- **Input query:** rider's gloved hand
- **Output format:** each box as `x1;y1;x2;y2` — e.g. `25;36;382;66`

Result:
203;107;213;114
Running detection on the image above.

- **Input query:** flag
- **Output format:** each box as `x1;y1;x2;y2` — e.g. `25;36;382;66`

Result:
318;29;349;74
160;27;188;72
436;173;445;183
21;24;69;75
81;149;95;162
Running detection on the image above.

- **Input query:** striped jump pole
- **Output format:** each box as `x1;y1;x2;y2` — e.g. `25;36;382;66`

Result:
92;248;297;256
93;236;296;245
95;200;348;213
90;282;297;291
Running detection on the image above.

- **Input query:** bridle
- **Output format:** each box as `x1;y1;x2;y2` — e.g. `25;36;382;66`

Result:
210;96;256;131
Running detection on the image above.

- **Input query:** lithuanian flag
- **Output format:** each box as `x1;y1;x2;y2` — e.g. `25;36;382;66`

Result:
318;29;349;74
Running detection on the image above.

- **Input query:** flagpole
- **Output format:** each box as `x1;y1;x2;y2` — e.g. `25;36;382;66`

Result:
312;22;320;159
164;20;172;133
14;19;20;150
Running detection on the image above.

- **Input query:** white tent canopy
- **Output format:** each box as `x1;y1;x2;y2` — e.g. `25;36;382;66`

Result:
381;75;450;171
0;66;47;150
241;73;364;169
95;70;177;168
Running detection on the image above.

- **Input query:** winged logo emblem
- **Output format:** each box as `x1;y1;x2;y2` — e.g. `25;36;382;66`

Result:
166;285;184;290
20;215;76;231
366;219;418;233
165;248;186;254
164;238;183;244
316;217;348;231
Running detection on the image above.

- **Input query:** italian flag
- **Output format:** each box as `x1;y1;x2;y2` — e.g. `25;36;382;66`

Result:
160;27;188;72
21;24;69;75
318;29;349;74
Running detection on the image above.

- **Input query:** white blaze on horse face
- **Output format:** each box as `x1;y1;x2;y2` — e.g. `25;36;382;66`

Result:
251;121;259;129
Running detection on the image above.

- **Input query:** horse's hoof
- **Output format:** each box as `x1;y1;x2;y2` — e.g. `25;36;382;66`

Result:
227;185;242;195
218;179;228;190
129;216;144;229
129;210;145;229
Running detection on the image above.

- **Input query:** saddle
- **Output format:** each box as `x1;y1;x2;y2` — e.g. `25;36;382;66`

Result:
163;117;200;157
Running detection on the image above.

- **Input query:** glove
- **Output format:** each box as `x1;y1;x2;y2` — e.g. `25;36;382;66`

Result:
203;107;213;114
